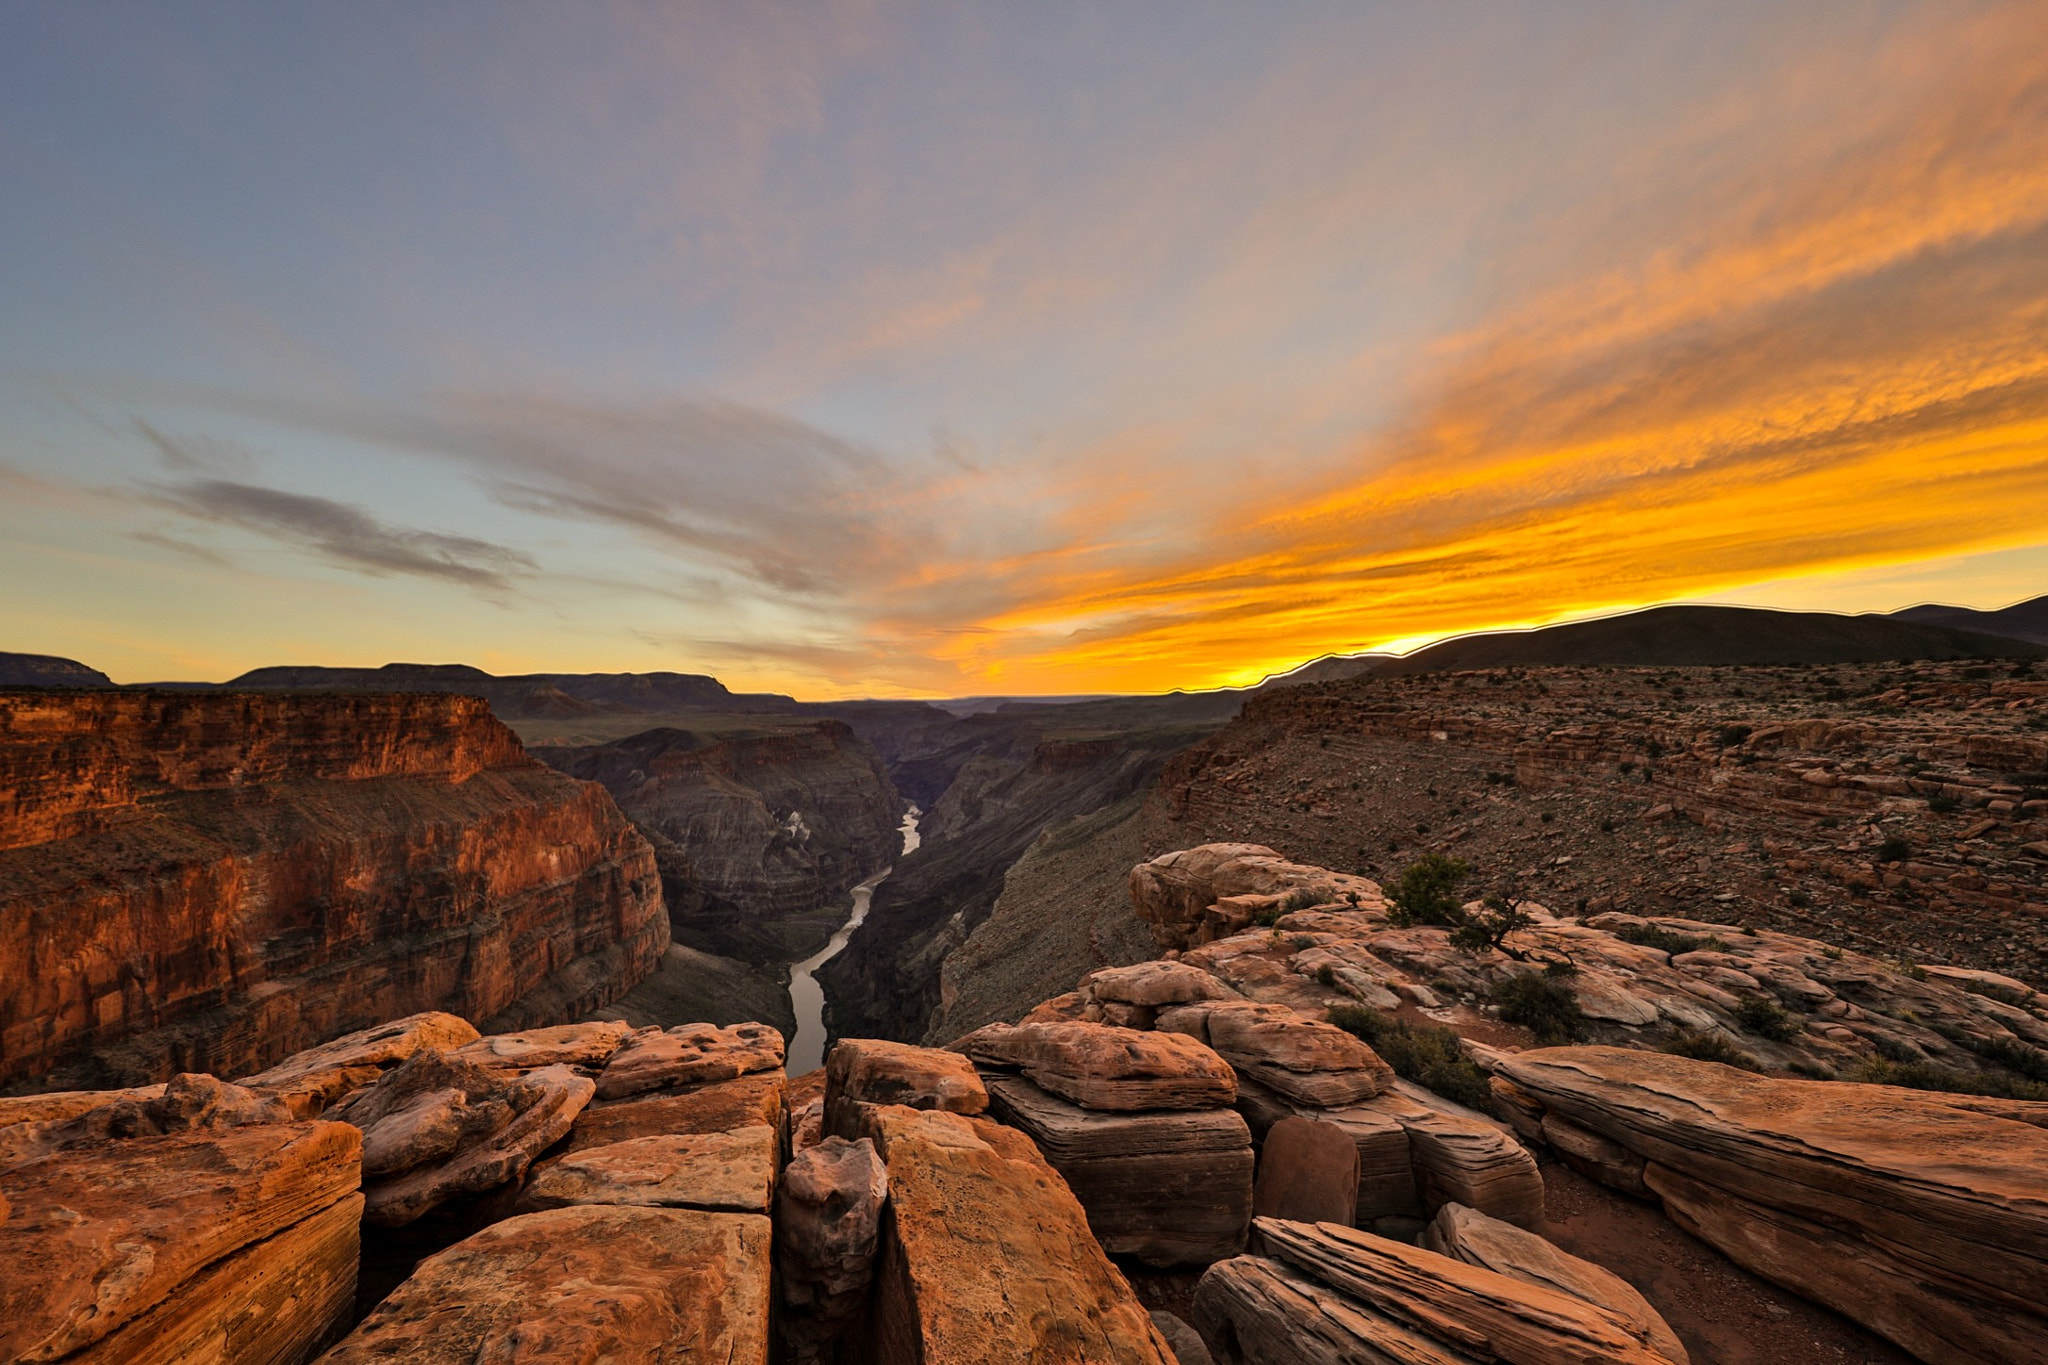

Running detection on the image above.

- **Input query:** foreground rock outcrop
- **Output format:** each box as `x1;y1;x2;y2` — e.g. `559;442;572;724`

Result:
0;690;666;1089
319;1205;771;1364
1194;1216;1688;1364
0;1113;364;1363
1492;1045;2048;1364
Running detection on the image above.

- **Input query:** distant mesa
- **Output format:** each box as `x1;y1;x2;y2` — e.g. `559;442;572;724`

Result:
1262;602;2047;689
1891;592;2048;647
0;652;115;688
218;663;799;720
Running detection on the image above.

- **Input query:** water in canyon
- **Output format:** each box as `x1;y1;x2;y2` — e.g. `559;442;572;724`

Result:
785;803;921;1074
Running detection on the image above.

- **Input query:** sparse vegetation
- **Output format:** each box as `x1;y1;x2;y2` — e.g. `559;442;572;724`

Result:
1660;1028;1762;1071
1327;1006;1495;1113
1614;923;1729;956
1733;995;1799;1042
1927;795;1960;814
1714;724;1753;748
1492;972;1584;1044
1386;854;1470;929
1876;837;1912;864
1844;1058;2048;1102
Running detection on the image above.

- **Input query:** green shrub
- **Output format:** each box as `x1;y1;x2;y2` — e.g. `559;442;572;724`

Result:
1253;903;1284;927
1327;1007;1495;1113
1733;996;1799;1042
1386;854;1471;929
1613;923;1729;956
1660;1028;1762;1071
1315;964;1337;987
1714;724;1753;748
1493;972;1584;1044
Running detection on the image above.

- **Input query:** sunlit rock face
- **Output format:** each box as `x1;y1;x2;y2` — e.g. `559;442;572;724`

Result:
0;689;666;1089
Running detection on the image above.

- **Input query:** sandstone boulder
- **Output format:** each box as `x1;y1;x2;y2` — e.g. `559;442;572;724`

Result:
955;1021;1237;1111
595;1021;784;1100
329;1050;594;1225
1083;960;1240;1008
984;1073;1253;1267
567;1070;787;1153
0;1119;362;1363
1129;844;1381;950
1253;1116;1359;1226
864;1105;1178;1363
1491;1046;2048;1364
1420;1202;1687;1364
1187;1001;1393;1106
778;1136;888;1364
518;1126;777;1214
1193;1217;1685;1365
825;1037;987;1139
449;1019;636;1074
318;1204;771;1364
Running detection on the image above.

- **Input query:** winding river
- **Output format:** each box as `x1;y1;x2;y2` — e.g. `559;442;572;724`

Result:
785;804;921;1074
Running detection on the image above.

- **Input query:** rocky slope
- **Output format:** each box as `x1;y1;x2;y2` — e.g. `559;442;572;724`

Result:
0;690;666;1090
535;720;901;965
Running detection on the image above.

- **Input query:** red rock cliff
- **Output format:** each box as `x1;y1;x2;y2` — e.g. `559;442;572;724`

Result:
0;690;666;1089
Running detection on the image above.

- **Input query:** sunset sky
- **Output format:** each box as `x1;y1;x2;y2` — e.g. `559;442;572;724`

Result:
4;2;2046;697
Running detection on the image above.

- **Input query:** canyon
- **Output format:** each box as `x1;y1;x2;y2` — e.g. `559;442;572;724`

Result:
0;689;666;1090
4;606;2048;1363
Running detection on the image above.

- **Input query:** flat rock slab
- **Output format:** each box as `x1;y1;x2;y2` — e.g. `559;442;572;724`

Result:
0;1120;362;1362
450;1020;635;1074
1491;1045;2048;1364
519;1126;777;1214
1421;1202;1687;1364
866;1105;1178;1363
319;1204;771;1364
955;1021;1237;1112
1254;1116;1360;1226
596;1022;784;1100
567;1071;787;1153
985;1073;1253;1268
1180;1001;1393;1107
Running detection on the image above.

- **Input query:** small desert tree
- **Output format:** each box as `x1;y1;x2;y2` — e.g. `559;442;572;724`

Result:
1385;853;1470;928
1449;887;1536;960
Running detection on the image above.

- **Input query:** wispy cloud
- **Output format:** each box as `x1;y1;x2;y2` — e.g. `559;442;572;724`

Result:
144;477;536;591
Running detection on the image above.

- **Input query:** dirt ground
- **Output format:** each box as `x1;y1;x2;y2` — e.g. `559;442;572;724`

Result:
1537;1161;1916;1365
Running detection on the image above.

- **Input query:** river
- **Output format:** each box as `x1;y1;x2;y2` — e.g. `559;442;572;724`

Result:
785;804;921;1074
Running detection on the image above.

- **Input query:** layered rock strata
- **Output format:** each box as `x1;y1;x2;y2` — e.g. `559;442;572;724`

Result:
983;1072;1254;1267
1193;1217;1689;1364
1491;1046;2048;1364
0;690;665;1089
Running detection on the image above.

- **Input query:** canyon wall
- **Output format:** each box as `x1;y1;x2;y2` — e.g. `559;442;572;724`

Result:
536;719;901;965
0;689;666;1090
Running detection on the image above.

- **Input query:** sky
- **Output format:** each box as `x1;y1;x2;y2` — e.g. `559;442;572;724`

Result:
3;1;2046;698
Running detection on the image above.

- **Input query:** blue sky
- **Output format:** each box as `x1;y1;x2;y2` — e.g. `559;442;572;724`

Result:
4;2;2046;695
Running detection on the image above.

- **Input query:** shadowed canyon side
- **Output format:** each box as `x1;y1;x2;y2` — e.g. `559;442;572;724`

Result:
534;720;901;966
0;689;666;1090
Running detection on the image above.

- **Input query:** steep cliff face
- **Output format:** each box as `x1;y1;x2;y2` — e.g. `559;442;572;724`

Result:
536;720;900;963
0;690;666;1090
